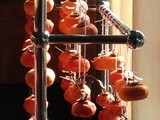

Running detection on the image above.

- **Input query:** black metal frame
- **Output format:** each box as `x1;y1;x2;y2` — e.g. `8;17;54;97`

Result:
32;0;145;120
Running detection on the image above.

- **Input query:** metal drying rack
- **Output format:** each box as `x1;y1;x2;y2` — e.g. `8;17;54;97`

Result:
31;0;145;120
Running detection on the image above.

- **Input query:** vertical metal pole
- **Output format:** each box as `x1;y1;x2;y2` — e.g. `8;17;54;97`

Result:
33;0;48;120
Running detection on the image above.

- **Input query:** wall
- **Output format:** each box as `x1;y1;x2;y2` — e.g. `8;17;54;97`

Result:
111;0;133;119
133;0;160;120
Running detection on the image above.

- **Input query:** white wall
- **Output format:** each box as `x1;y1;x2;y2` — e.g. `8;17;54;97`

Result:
132;0;160;120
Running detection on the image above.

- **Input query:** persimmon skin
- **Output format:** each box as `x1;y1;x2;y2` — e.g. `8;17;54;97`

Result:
25;68;55;88
64;84;91;104
60;77;74;91
58;14;90;34
20;51;35;68
109;69;123;85
23;95;48;114
71;100;97;118
98;109;120;120
58;18;70;34
58;51;90;73
64;13;90;29
58;51;78;71
114;79;126;92
47;0;55;13
92;54;124;71
25;19;54;35
106;101;126;117
25;14;34;21
64;13;82;28
96;92;115;107
118;82;149;101
98;109;108;120
20;50;51;68
23;95;35;114
24;0;54;16
58;51;77;62
59;9;68;19
65;56;91;73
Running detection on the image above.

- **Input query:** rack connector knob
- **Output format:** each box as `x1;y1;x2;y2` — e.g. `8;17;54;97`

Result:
127;30;145;50
31;31;50;48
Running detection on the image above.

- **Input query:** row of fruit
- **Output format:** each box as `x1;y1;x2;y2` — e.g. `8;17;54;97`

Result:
21;0;55;117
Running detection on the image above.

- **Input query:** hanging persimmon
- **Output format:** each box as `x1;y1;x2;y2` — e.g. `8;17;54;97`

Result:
25;19;54;35
105;101;126;117
114;76;135;92
98;109;120;120
23;94;48;114
64;12;90;29
58;50;90;73
25;68;56;88
58;50;77;62
92;53;124;71
20;50;35;68
24;0;54;16
63;84;91;104
96;91;115;108
58;50;78;71
71;99;97;118
20;50;51;68
23;94;35;114
58;12;90;34
24;0;34;16
65;56;91;73
117;81;149;101
98;103;126;120
66;20;98;35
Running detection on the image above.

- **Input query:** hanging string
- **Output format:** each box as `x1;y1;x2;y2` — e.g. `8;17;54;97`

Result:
122;45;132;120
101;1;110;92
79;0;88;86
126;46;131;83
78;44;82;79
120;44;125;79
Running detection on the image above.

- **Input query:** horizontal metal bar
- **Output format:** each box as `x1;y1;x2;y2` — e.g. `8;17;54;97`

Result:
48;29;145;50
48;34;128;44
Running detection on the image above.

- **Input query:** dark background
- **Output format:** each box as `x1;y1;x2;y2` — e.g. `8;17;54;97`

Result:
0;0;103;119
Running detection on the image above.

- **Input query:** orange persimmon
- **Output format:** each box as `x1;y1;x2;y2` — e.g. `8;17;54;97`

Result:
25;68;55;88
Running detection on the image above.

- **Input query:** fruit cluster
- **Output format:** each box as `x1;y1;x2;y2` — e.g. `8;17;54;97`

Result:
21;0;55;117
57;1;149;119
20;0;149;120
